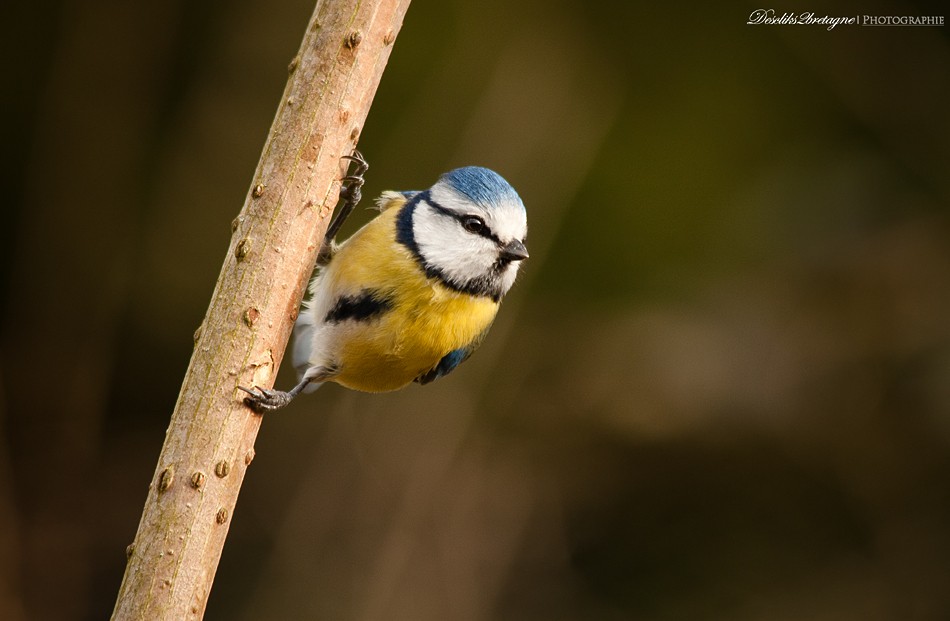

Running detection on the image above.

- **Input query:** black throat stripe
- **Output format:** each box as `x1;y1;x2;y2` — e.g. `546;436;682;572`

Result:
325;290;393;323
395;193;507;303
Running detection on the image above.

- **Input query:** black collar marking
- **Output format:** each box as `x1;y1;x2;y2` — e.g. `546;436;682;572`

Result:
395;192;507;303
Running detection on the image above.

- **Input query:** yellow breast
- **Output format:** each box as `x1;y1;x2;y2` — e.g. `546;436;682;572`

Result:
323;201;499;392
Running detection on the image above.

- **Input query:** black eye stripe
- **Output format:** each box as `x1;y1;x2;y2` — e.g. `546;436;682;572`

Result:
426;199;502;244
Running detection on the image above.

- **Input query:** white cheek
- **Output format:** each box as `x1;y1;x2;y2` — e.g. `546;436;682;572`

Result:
415;217;495;281
410;195;526;298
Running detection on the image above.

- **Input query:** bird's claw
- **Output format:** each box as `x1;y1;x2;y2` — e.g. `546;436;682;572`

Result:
238;385;293;413
339;151;368;203
323;150;369;247
342;150;369;176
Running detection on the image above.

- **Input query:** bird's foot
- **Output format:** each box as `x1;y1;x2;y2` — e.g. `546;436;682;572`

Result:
238;385;295;413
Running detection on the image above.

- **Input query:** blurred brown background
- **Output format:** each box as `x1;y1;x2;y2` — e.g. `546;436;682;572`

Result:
2;0;950;619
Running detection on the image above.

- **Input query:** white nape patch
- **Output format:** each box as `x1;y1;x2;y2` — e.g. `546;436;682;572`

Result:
375;190;407;212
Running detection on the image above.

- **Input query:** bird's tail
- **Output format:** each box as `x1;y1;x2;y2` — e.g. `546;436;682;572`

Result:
291;306;322;394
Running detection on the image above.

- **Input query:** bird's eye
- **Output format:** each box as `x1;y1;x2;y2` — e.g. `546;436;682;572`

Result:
461;215;486;234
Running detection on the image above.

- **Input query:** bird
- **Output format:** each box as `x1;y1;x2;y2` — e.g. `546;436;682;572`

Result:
240;151;528;412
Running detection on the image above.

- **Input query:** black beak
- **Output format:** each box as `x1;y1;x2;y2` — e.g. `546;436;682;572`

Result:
499;239;529;262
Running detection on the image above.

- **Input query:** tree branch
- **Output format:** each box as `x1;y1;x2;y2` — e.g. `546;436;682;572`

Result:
111;1;411;618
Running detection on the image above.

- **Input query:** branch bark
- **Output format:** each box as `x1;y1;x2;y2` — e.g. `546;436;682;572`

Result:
111;1;411;618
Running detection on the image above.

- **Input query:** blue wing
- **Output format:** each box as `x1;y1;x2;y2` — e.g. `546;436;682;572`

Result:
416;348;470;385
415;334;485;385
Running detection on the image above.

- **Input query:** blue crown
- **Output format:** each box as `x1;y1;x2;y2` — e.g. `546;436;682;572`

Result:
439;167;524;211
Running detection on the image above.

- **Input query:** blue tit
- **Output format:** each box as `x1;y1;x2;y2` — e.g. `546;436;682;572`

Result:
240;151;528;411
